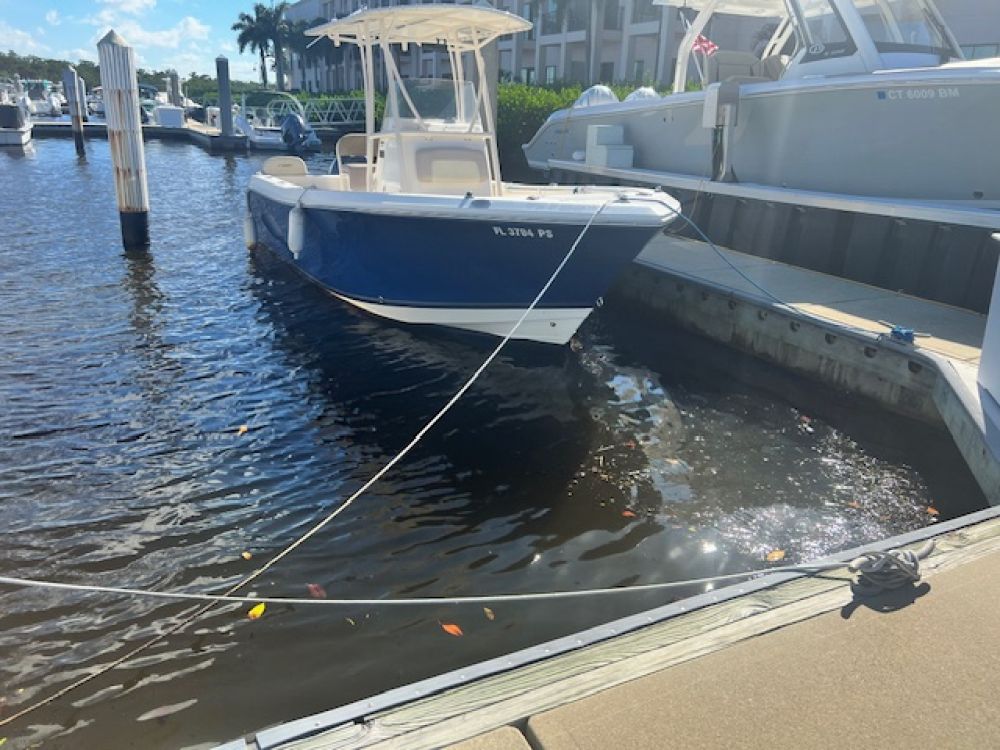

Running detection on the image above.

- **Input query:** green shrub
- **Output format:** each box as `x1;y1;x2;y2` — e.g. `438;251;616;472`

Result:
496;83;581;179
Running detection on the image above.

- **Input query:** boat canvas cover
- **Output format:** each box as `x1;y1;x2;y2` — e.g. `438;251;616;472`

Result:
306;5;531;49
0;104;26;129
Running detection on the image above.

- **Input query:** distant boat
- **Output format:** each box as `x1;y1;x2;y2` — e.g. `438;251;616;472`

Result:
235;91;321;151
244;5;679;345
0;101;32;147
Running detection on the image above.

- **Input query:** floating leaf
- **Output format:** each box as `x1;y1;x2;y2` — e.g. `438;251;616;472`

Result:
621;510;637;518
483;607;495;621
765;549;786;562
927;506;939;516
846;500;862;509
440;622;464;637
307;583;327;599
236;425;248;436
247;602;266;620
241;551;252;561
345;617;356;626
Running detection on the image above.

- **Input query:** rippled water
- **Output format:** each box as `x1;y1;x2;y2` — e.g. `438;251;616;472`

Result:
0;139;984;748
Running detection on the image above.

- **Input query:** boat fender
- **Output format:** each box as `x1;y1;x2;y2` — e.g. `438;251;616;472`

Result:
243;213;256;250
288;205;305;259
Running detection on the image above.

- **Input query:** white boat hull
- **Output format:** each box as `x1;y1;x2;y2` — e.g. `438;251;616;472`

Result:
0;127;31;147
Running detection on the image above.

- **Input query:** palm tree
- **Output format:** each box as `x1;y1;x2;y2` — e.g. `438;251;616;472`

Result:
267;2;292;92
232;5;273;88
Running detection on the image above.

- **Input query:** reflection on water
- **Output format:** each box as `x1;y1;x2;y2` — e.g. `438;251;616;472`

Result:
0;139;985;748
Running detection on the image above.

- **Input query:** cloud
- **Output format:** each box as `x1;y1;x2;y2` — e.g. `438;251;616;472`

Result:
61;48;99;63
98;0;156;14
0;21;51;54
114;16;210;48
45;10;61;26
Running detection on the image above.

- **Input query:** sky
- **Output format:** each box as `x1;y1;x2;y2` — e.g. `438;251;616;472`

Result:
0;0;275;81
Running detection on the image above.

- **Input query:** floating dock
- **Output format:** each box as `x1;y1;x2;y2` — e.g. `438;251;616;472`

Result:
31;118;247;152
223;233;1000;749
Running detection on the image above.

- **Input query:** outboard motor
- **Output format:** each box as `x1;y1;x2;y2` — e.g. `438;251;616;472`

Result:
281;113;311;150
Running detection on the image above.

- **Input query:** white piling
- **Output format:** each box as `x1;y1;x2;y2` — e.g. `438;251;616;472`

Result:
62;66;86;155
169;70;181;107
981;234;1000;409
215;56;234;138
97;30;150;251
77;77;88;122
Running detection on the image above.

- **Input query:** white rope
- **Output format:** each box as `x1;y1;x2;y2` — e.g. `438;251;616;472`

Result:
0;542;935;608
0;197;614;728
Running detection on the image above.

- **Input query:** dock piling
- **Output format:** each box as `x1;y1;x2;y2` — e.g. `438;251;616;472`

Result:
62;66;86;155
169;70;181;107
980;234;1000;411
97;30;150;252
215;56;234;138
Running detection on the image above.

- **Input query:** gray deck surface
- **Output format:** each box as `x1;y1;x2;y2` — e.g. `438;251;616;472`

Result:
526;547;1000;749
637;236;986;364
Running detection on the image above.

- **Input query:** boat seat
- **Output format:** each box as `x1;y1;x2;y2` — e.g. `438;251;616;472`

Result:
262;156;308;177
402;140;493;197
705;51;760;84
755;54;789;81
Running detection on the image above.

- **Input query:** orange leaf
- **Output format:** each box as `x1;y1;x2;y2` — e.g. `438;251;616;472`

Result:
765;549;786;562
927;506;939;516
846;501;862;509
440;622;464;637
483;607;495;621
306;583;327;599
247;602;266;620
236;424;248;436
241;551;252;561
621;510;637;518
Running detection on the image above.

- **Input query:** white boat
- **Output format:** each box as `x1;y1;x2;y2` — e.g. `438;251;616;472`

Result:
0;94;32;147
244;5;678;345
234;91;321;151
523;0;1000;314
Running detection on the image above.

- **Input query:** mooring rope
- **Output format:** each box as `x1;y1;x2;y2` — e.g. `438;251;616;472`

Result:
0;542;935;608
0;196;619;728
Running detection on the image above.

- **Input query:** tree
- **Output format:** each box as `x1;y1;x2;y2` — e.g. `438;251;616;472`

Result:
232;5;274;88
285;19;313;92
269;2;292;92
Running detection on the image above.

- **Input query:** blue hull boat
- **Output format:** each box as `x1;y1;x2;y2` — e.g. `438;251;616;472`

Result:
244;5;679;345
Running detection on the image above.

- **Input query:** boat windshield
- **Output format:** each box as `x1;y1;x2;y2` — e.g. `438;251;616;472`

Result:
850;0;953;57
387;78;481;131
795;0;856;60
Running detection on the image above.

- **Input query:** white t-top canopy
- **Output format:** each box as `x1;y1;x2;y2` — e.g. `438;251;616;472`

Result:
653;0;786;17
306;5;532;51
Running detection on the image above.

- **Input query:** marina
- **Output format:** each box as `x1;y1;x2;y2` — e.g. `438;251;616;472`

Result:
1;0;999;748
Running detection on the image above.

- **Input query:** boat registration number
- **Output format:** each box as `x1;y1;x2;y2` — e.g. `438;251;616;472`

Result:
493;226;554;239
878;87;960;101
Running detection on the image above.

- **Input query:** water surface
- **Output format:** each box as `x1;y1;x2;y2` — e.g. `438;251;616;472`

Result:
0;139;982;748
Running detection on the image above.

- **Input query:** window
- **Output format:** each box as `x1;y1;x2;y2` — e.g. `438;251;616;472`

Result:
850;0;953;56
545;65;557;84
632;59;645;82
604;1;622;31
796;0;856;60
632;0;659;24
521;66;535;84
600;61;615;82
962;43;1000;60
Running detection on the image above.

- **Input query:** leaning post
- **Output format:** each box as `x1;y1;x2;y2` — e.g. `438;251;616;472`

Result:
981;235;1000;412
215;56;234;138
62;66;86;155
98;30;150;251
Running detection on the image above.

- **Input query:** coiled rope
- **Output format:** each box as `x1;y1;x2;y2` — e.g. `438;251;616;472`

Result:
0;196;617;728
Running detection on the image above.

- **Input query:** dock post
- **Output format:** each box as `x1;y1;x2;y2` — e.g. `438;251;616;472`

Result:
981;235;1000;411
169;70;181;107
77;77;88;122
98;30;150;252
216;56;234;138
62;66;86;155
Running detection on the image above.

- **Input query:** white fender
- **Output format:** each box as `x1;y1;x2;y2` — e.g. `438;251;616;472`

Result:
243;213;256;250
288;205;305;259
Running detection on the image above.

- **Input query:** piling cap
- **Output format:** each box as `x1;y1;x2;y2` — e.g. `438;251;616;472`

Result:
216;55;228;62
98;29;129;48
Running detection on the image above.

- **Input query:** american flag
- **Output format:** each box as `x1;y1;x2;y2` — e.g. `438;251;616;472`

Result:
692;34;719;56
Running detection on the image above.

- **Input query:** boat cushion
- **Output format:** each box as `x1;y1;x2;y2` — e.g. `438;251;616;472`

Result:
262;156;308;177
706;51;759;84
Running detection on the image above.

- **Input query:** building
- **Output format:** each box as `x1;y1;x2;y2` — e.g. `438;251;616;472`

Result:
285;0;1000;94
